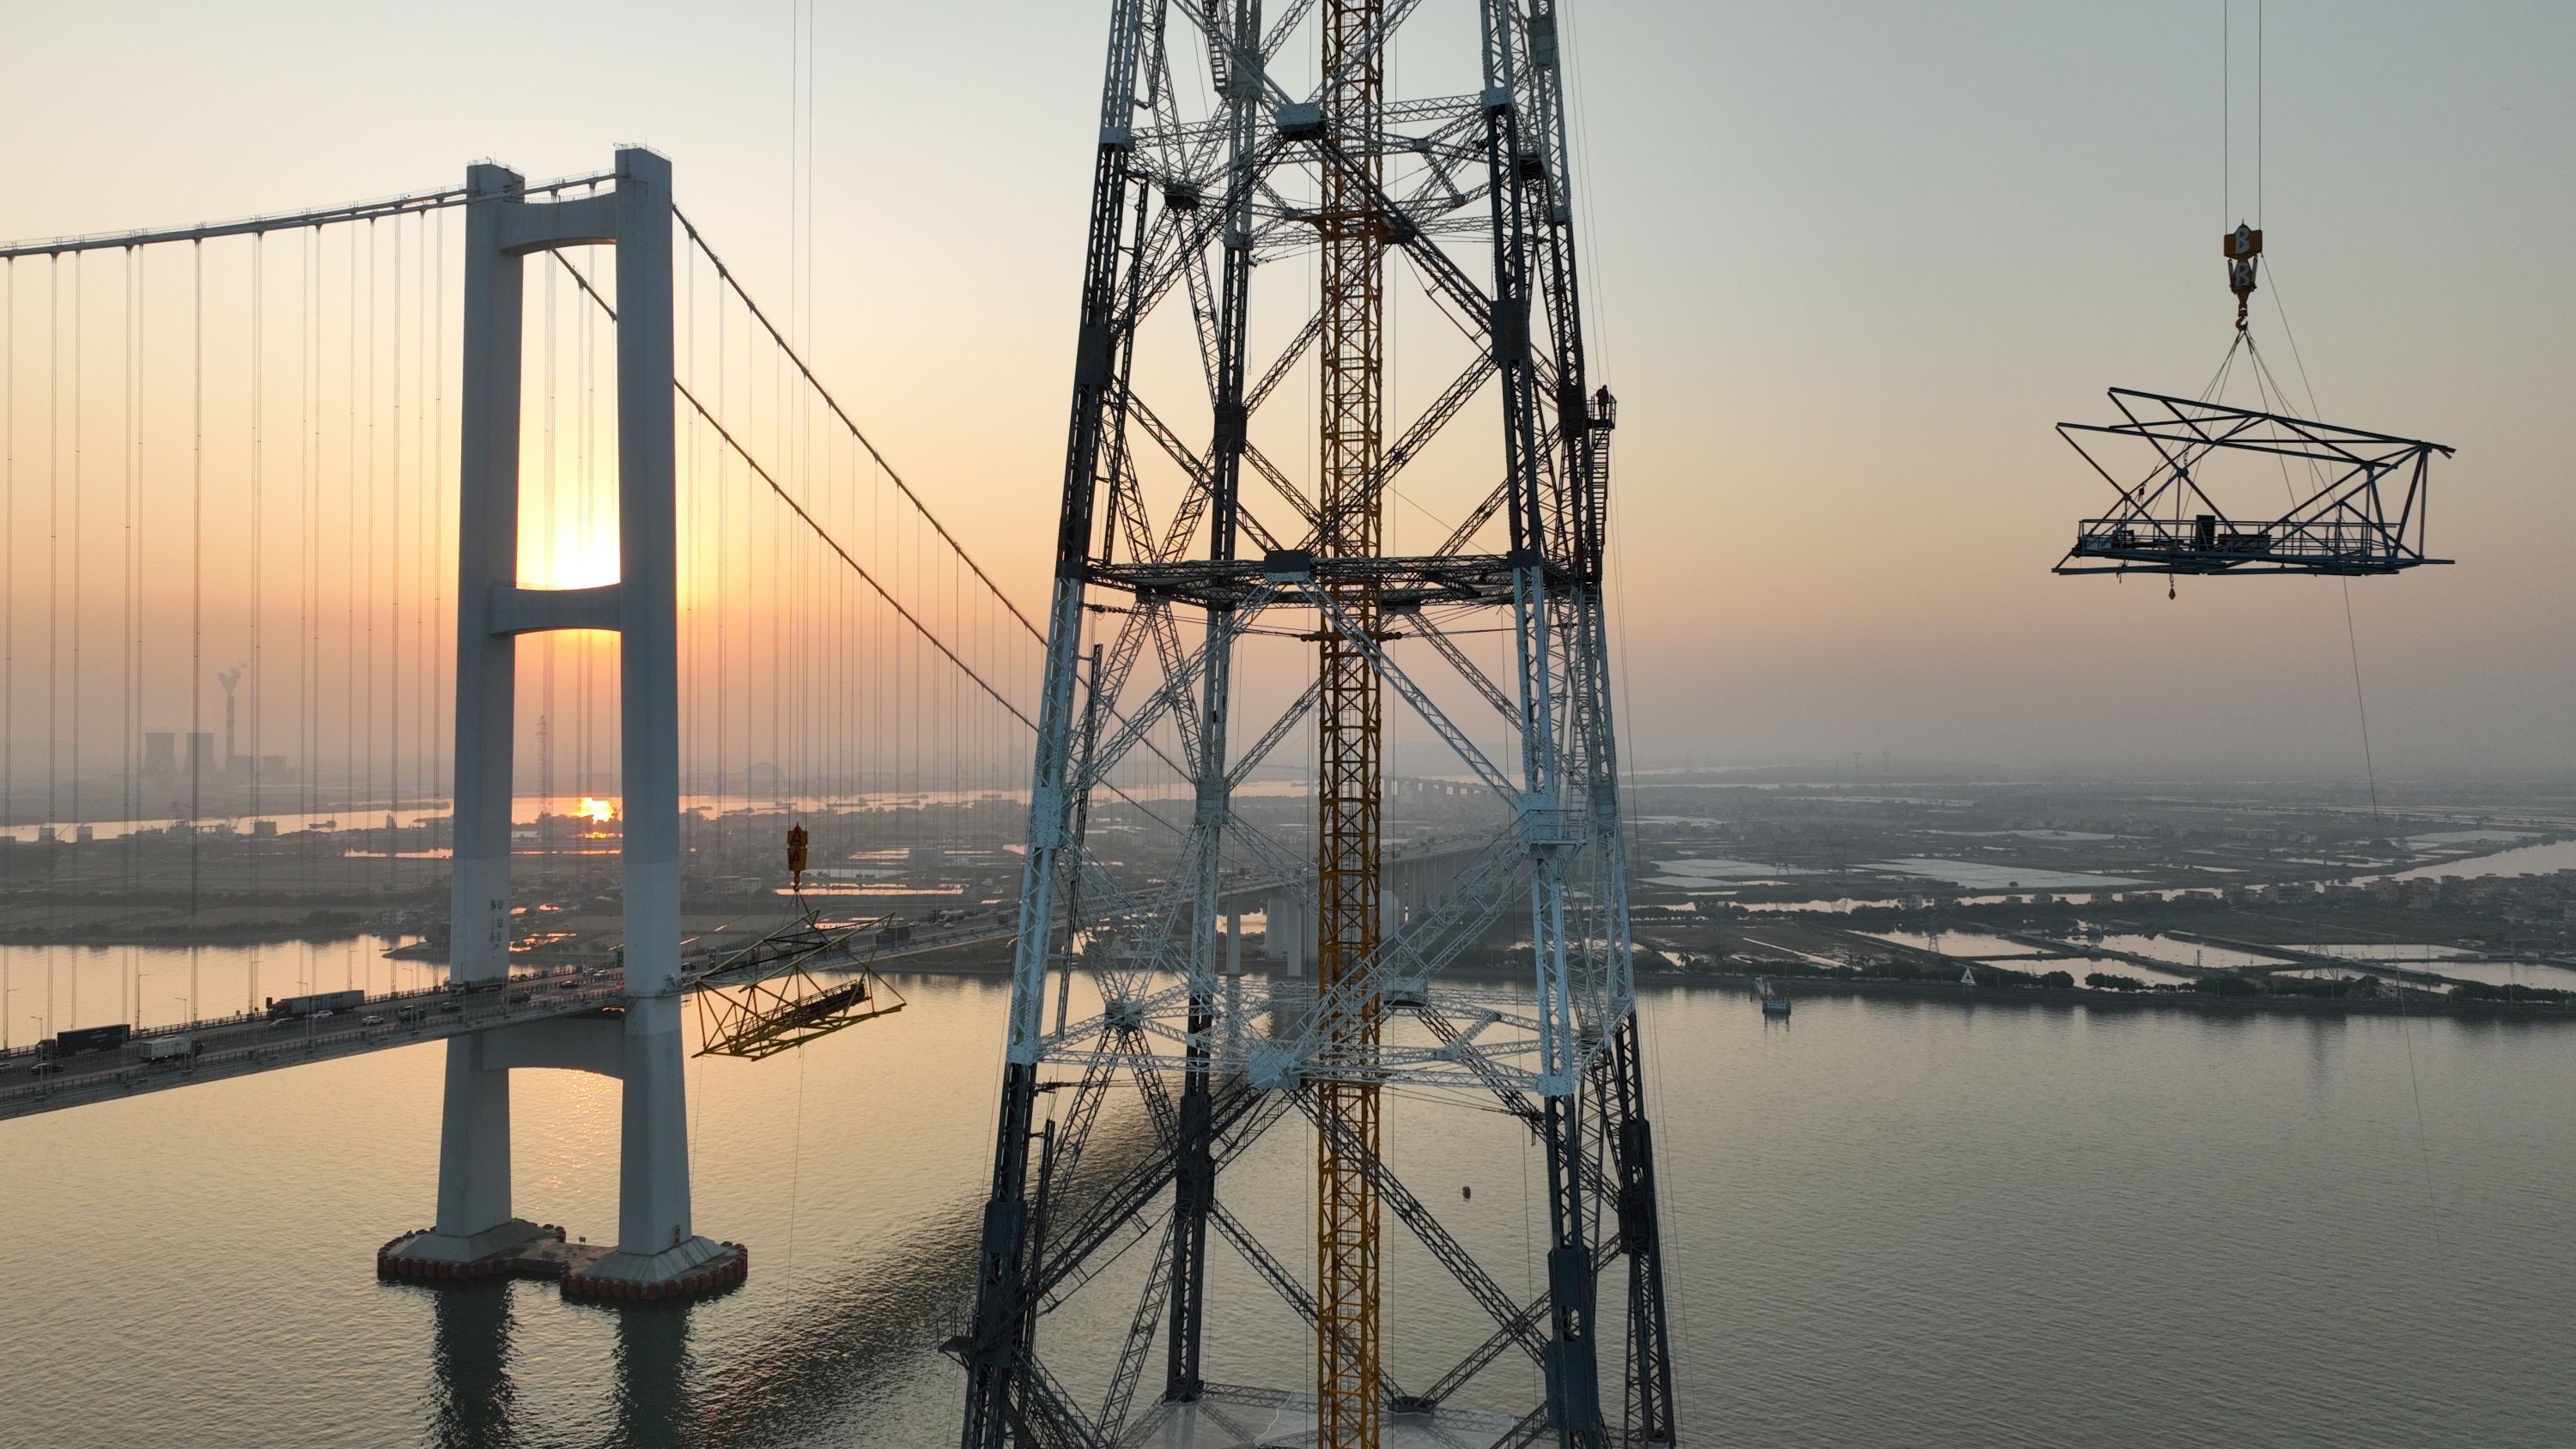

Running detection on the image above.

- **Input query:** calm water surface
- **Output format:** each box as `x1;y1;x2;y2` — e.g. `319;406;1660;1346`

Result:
1;948;2569;1447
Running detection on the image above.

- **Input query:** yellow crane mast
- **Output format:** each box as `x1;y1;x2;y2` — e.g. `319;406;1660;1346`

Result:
1315;1;1386;1443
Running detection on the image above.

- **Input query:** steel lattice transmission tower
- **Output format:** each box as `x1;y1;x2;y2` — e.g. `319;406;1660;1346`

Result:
951;3;1675;1446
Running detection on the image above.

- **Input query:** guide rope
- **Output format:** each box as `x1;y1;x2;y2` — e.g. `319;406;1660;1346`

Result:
2225;6;2433;1236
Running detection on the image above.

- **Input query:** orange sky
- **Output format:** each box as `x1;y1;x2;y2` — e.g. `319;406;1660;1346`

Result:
2;1;2569;782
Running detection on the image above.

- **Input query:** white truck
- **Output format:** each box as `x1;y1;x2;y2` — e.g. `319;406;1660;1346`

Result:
141;1036;199;1062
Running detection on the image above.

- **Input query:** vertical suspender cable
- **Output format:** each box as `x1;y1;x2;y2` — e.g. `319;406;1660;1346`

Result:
544;250;559;851
190;239;204;917
345;221;357;874
3;257;13;890
112;247;133;1010
573;257;586;801
47;254;59;842
70;253;82;838
301;227;315;888
431;209;447;819
390;215;403;888
414;213;427;858
580;255;594;803
131;249;146;889
769;330;783;812
366;220;380;882
427;216;437;887
715;278;727;853
252;233;265;880
2;256;12;904
680;239;693;872
313;221;327;882
121;248;136;884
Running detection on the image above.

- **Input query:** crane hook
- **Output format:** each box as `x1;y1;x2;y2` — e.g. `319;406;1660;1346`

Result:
2224;223;2263;332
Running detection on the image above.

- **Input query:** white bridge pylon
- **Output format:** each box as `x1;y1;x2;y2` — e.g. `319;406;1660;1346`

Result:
0;146;744;1294
380;147;739;1295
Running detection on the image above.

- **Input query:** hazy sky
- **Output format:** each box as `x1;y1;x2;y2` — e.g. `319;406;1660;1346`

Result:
3;1;2568;783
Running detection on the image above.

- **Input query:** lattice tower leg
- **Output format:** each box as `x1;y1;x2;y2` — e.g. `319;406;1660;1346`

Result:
1602;1012;1678;1445
954;1;1149;1437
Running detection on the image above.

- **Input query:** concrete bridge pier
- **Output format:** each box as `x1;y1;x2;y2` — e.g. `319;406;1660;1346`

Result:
1267;892;1307;977
380;149;737;1301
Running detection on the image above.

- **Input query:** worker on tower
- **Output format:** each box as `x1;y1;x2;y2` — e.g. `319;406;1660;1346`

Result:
787;823;810;893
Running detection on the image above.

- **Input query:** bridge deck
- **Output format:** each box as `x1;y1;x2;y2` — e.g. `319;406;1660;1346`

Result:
0;917;1025;1123
0;841;1498;1125
0;967;624;1123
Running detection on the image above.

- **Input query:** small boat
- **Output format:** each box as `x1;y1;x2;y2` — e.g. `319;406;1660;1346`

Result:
1754;977;1792;1018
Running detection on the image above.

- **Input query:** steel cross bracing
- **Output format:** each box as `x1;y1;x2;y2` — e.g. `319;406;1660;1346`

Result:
2054;389;2455;578
956;3;1674;1447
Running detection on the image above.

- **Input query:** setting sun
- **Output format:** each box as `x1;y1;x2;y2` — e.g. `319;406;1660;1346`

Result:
530;529;621;591
574;797;615;824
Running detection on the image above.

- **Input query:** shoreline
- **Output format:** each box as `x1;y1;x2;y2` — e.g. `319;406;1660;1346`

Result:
866;955;2576;1022
9;926;2567;1024
1673;969;2576;1022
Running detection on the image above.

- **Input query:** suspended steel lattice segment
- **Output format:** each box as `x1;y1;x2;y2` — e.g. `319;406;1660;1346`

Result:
689;912;908;1060
2056;388;2454;578
953;3;1672;1446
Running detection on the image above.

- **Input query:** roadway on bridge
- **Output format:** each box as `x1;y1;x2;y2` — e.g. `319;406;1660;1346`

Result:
0;840;1499;1125
0;967;624;1123
0;913;1024;1122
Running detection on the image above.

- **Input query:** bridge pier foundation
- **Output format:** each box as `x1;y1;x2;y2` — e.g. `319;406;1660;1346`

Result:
580;992;717;1288
435;1039;513;1242
381;1012;744;1296
386;1035;551;1271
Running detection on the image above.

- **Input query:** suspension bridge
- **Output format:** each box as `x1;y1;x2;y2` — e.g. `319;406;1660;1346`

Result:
0;143;1066;1299
0;1;1677;1443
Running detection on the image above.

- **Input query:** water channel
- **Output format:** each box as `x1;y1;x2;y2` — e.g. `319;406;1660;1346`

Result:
1;943;2567;1447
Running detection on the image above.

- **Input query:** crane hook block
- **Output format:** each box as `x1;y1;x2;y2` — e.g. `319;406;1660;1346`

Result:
2223;223;2263;330
787;824;810;888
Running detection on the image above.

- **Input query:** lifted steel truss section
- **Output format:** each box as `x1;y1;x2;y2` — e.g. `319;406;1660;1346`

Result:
2056;388;2455;577
688;913;908;1060
954;3;1674;1446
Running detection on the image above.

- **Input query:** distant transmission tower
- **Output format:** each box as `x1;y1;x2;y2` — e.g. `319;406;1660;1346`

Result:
952;3;1674;1446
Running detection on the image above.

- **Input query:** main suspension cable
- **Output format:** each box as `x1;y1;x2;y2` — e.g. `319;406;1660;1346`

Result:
670;208;1042;640
544;252;1037;735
